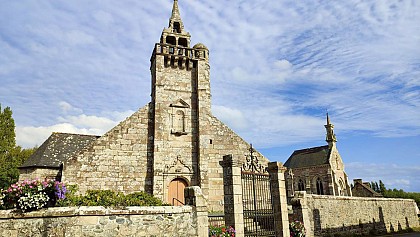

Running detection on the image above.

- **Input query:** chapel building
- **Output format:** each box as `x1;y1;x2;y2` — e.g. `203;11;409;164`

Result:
284;114;352;197
19;0;268;212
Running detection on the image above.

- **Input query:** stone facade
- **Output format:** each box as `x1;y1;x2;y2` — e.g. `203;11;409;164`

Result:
290;192;419;237
58;0;268;212
285;115;352;197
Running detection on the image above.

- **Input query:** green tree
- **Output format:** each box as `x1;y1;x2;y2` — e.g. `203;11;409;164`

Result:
379;180;386;194
0;104;16;154
0;104;36;189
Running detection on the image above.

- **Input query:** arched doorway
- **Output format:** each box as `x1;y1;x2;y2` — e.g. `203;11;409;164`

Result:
168;178;188;206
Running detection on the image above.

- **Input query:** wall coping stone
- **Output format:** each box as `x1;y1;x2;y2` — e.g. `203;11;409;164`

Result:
306;194;416;203
0;206;193;219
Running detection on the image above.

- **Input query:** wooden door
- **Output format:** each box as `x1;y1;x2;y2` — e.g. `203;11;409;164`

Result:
168;178;187;206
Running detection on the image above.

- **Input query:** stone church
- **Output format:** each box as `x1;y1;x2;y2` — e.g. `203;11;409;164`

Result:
284;114;352;197
20;0;268;212
19;0;352;211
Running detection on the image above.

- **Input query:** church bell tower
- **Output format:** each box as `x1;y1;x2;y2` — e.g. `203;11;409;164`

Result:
149;0;211;203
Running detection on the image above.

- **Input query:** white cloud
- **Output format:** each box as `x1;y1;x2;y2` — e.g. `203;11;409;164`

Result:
58;101;83;114
213;105;248;131
16;107;135;148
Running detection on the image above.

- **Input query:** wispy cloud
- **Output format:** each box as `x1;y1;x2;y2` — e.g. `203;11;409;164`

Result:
1;1;419;190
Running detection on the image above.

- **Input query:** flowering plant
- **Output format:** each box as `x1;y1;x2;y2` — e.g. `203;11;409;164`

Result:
0;178;67;212
209;225;235;237
290;220;306;237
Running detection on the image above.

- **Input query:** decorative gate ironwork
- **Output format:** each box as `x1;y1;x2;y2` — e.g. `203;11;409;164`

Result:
241;145;275;237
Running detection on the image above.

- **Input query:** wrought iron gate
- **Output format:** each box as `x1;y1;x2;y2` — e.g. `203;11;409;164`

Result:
241;145;276;237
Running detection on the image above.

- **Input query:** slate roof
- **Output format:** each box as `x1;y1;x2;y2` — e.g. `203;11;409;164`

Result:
284;145;331;169
20;132;99;169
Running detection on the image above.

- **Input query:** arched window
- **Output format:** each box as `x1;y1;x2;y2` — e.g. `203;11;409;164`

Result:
298;179;305;191
338;179;345;196
316;178;324;195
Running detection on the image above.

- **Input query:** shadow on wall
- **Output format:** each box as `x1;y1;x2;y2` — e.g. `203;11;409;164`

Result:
312;206;411;236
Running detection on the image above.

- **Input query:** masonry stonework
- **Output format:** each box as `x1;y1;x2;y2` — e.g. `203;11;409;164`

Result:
290;192;419;237
0;206;198;237
60;0;268;212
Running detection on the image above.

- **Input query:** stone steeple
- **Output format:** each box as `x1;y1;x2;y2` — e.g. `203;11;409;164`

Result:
325;113;337;147
159;0;191;47
169;0;183;29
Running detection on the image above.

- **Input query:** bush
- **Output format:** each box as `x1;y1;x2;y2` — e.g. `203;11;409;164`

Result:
208;225;235;237
57;188;165;207
0;179;67;212
1;180;165;212
290;220;306;237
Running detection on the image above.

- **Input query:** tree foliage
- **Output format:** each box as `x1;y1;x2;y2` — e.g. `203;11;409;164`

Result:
372;180;420;208
0;104;16;154
0;104;37;189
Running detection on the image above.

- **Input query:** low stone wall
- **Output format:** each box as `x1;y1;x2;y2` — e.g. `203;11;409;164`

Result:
290;192;419;237
0;206;198;237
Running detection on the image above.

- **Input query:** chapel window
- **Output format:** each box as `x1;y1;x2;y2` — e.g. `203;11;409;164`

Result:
298;179;305;191
316;178;324;195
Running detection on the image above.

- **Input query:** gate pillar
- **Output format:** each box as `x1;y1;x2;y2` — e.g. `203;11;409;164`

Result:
220;155;245;237
268;162;290;237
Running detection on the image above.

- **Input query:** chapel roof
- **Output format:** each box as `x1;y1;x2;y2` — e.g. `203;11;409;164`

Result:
284;145;331;169
20;132;99;169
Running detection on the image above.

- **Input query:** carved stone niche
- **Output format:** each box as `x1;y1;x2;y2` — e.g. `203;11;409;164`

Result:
169;99;189;136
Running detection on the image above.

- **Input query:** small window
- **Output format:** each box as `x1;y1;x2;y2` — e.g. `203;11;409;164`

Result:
316;178;324;195
298;179;305;191
209;139;213;144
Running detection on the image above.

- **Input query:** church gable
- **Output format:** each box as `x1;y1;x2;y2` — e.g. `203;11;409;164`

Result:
63;104;152;194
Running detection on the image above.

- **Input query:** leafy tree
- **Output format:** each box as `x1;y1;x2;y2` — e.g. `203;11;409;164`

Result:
379;180;386;194
0;104;36;189
372;180;420;208
0;104;16;154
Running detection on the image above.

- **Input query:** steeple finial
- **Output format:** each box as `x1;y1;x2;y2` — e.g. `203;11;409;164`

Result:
167;0;184;34
170;0;182;23
325;113;337;145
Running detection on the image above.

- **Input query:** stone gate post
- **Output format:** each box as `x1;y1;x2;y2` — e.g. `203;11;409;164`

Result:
185;186;209;237
220;154;245;237
268;162;290;237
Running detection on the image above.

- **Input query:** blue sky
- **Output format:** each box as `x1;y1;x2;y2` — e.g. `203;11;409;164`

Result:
1;1;419;191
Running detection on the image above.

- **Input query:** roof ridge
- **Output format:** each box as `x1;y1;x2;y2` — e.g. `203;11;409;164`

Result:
52;132;100;137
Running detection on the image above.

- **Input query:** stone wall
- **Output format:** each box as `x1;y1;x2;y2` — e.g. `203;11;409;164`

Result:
290;192;419;237
19;167;61;182
0;206;198;237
